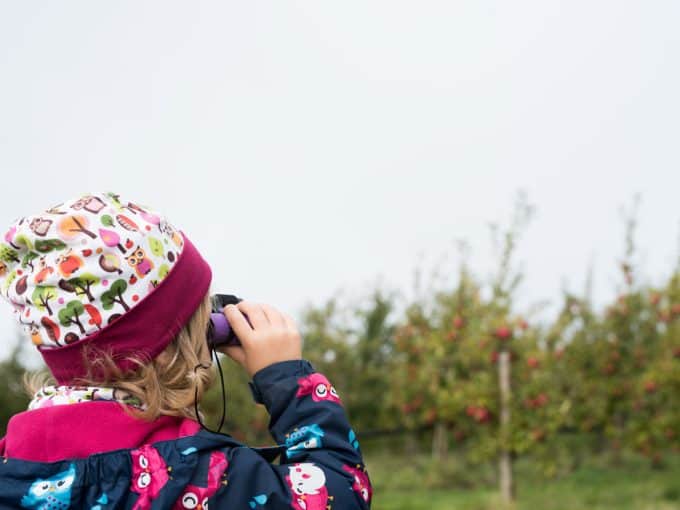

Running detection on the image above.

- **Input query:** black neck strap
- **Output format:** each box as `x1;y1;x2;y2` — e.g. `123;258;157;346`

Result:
193;346;227;435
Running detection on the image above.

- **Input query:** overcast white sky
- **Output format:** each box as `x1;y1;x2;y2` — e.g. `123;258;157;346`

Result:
1;1;679;361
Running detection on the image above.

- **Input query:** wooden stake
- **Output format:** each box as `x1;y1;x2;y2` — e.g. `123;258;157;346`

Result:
499;350;514;503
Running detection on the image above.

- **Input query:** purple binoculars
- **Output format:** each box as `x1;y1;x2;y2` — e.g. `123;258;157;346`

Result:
207;294;245;348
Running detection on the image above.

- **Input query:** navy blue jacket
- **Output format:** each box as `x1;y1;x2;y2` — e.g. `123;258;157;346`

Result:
0;360;372;509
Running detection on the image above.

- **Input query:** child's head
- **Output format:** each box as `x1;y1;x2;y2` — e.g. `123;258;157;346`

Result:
1;192;215;420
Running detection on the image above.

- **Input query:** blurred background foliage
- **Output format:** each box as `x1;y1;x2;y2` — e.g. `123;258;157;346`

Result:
2;195;679;509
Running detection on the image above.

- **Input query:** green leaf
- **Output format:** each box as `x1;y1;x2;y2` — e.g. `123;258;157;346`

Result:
34;239;67;253
158;264;170;280
13;233;34;250
21;251;39;268
2;270;17;293
148;237;164;257
0;245;19;263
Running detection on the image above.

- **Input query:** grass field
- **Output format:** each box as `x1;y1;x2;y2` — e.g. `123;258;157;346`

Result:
366;451;680;510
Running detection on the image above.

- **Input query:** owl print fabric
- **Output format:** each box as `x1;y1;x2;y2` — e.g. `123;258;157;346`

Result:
28;385;145;411
19;464;75;510
0;192;185;348
0;361;372;509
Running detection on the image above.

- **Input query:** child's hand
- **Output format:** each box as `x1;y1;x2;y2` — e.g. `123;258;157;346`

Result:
218;301;302;377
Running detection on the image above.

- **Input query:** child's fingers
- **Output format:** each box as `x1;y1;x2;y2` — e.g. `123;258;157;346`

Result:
282;312;298;333
260;303;286;328
224;305;256;345
236;301;269;329
221;344;246;366
224;302;302;377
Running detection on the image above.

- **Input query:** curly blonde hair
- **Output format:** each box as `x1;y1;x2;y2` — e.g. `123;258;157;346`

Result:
25;293;216;422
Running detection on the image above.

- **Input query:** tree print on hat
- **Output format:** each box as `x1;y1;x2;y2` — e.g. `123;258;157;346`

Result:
0;192;187;348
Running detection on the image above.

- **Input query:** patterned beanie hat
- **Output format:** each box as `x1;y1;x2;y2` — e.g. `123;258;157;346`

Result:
0;192;212;384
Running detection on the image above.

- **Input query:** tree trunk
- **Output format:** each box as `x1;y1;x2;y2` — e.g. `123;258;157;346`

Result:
432;421;448;461
498;350;514;503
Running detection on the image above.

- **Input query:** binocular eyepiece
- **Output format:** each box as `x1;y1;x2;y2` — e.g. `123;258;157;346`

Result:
207;294;243;348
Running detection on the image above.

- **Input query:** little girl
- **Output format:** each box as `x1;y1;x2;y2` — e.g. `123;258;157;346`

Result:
0;192;372;509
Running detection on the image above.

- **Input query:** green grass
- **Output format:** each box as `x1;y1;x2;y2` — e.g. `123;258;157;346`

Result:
366;452;680;510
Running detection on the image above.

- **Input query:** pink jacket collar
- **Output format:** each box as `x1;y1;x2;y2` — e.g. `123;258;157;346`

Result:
0;401;201;463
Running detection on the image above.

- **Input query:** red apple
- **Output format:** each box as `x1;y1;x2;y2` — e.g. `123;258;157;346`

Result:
474;407;490;423
494;326;512;340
